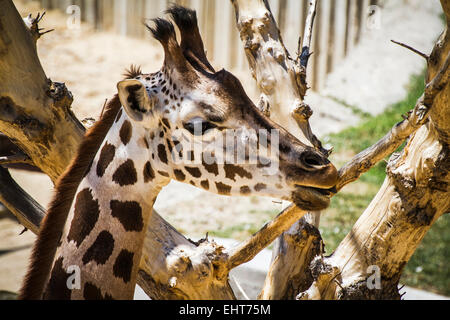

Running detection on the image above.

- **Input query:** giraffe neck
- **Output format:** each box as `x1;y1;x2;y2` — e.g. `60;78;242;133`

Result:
43;109;165;300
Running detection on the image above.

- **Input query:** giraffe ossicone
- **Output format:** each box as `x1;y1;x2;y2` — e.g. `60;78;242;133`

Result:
19;5;338;300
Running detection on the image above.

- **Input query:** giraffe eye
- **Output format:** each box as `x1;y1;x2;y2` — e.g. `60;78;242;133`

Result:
183;118;217;136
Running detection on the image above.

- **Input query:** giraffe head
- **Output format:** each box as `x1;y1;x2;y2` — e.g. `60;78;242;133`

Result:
116;6;338;210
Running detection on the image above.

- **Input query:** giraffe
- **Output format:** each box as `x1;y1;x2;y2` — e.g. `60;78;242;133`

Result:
19;5;338;300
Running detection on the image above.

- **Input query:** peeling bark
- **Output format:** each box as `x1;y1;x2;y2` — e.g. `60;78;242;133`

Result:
295;1;449;300
234;0;449;300
0;0;84;182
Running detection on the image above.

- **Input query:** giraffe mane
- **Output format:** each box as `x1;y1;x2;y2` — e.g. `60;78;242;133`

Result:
122;64;143;80
19;96;122;300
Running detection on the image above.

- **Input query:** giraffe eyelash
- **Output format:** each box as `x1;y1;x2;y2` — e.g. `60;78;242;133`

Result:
183;119;217;136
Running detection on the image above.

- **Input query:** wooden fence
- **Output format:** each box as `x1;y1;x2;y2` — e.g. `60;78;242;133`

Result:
35;0;378;91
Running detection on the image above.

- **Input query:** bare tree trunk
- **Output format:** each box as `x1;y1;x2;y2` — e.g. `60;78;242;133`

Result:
0;0;85;182
257;0;449;300
230;0;330;299
296;14;449;299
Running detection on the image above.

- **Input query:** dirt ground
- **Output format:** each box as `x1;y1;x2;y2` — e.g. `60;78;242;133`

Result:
0;0;444;294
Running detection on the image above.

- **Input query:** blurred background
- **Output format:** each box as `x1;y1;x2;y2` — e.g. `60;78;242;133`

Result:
0;0;447;299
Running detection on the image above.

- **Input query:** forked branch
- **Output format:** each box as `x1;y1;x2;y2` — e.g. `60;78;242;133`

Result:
391;39;429;61
337;50;450;190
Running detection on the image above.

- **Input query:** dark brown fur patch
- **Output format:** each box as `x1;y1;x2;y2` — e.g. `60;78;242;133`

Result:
240;185;251;195
224;164;252;181
112;159;138;186
42;257;71;300
161;117;170;129
67;188;100;247
158;170;170;177
174;169;186;181
143;161;155;183
158;144;168;164
83;282;114;300
254;183;267;192
82;231;115;265
113;249;134;283
96;143;116;177
202;156;219;176
110;200;143;232
215;182;232;195
19;96;122;300
200;180;209;190
119;120;132;145
185;166;202;178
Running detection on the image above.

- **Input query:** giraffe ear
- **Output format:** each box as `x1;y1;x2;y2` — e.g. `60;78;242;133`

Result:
117;79;154;122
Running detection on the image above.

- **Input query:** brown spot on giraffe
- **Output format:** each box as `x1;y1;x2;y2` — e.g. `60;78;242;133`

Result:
143;161;155;183
83;282;114;300
224;164;253;181
200;180;209;190
113;249;134;283
96;143;116;177
215;182;232;195
157;144;168;164
202;156;219;176
82;231;115;265
112;159;138;186
174;169;186;181
188;150;195;161
157;170;170;177
42;257;71;300
110;200;144;232
185;166;202;178
240;185;251;195
119;120;132;145
67;188;100;247
254;183;267;192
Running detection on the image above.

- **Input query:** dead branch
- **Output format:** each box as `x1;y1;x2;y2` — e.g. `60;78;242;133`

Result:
227;204;307;270
22;11;54;45
390;39;429;60
230;0;324;152
0;166;44;234
0;0;85;182
231;0;329;300
336;99;429;190
295;1;450;299
337;49;449;190
0;153;33;165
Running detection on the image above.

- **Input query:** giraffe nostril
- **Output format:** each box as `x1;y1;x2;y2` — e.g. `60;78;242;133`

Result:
301;152;327;169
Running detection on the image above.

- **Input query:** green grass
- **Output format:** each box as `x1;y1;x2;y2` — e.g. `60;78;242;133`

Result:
320;70;450;296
